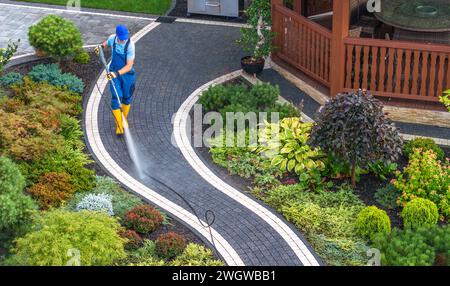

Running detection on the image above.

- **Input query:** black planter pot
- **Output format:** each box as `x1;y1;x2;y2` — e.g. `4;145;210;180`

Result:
241;56;265;75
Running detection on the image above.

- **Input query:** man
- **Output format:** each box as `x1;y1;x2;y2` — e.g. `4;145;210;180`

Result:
96;25;136;135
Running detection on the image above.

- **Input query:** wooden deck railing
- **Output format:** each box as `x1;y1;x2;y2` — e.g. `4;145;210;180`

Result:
343;37;450;102
273;4;332;87
272;2;450;104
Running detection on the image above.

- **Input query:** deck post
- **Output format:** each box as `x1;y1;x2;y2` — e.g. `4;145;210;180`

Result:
293;0;302;15
271;0;283;57
330;0;350;97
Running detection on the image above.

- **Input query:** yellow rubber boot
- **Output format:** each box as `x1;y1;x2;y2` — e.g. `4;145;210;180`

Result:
122;104;131;119
112;109;124;135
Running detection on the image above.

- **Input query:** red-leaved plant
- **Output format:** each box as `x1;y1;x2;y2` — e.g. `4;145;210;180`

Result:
155;232;186;260
123;205;164;234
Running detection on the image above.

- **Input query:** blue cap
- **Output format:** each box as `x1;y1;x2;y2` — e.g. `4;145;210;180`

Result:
116;25;129;41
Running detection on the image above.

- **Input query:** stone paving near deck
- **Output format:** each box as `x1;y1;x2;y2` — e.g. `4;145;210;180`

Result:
0;1;152;55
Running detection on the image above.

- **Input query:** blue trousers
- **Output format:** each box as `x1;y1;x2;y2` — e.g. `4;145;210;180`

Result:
110;73;135;110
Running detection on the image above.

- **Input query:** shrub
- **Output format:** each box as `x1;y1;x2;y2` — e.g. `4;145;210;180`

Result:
22;142;95;192
0;157;37;233
125;240;166;266
0;192;37;232
67;176;142;219
264;102;300;121
401;198;439;229
248;82;279;108
28;64;84;94
355;206;391;240
372;225;449;266
28;15;83;60
12;78;82;116
374;184;401;209
309;90;403;186
27;172;76;210
403;138;444;161
393;149;449;218
8;210;126;266
59;114;84;149
265;184;368;265
237;0;275;60
123;205;164;234
128;239;158;261
440;89;450;112
0;111;64;161
0;156;25;194
73;50;90;64
0;72;23;87
171;243;224;266
155;232;186;260
199;82;293;125
308;234;369;266
76;193;114;216
256;117;324;186
0;40;19;71
199;84;241;112
120;229;142;250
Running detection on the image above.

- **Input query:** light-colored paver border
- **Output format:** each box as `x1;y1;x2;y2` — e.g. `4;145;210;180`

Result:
84;21;244;266
173;70;321;266
268;58;450;129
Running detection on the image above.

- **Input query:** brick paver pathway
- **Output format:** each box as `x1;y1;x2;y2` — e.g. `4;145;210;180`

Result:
88;21;320;266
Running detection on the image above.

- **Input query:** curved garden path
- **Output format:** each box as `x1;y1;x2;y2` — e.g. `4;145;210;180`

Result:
84;21;321;266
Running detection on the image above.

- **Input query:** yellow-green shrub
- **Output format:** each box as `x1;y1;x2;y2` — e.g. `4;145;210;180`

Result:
393;149;449;218
401;198;439;229
8;210;126;266
355;206;391;240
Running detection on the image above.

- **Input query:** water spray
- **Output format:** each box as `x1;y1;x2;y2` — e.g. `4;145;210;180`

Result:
97;45;144;178
93;46;220;259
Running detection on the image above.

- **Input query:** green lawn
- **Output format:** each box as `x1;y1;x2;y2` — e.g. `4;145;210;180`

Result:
17;0;172;15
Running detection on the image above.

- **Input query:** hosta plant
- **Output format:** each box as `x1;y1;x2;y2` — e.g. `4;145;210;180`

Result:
393;149;449;218
256;117;324;186
309;90;403;186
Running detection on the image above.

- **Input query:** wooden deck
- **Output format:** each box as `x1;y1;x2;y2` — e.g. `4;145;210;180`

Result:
271;1;450;107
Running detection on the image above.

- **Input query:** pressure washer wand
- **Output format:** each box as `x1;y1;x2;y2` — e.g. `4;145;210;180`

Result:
97;45;128;129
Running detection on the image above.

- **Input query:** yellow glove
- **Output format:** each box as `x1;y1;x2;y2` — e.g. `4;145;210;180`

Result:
94;45;101;56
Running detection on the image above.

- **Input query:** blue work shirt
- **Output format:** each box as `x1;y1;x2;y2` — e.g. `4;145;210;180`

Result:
106;34;136;61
